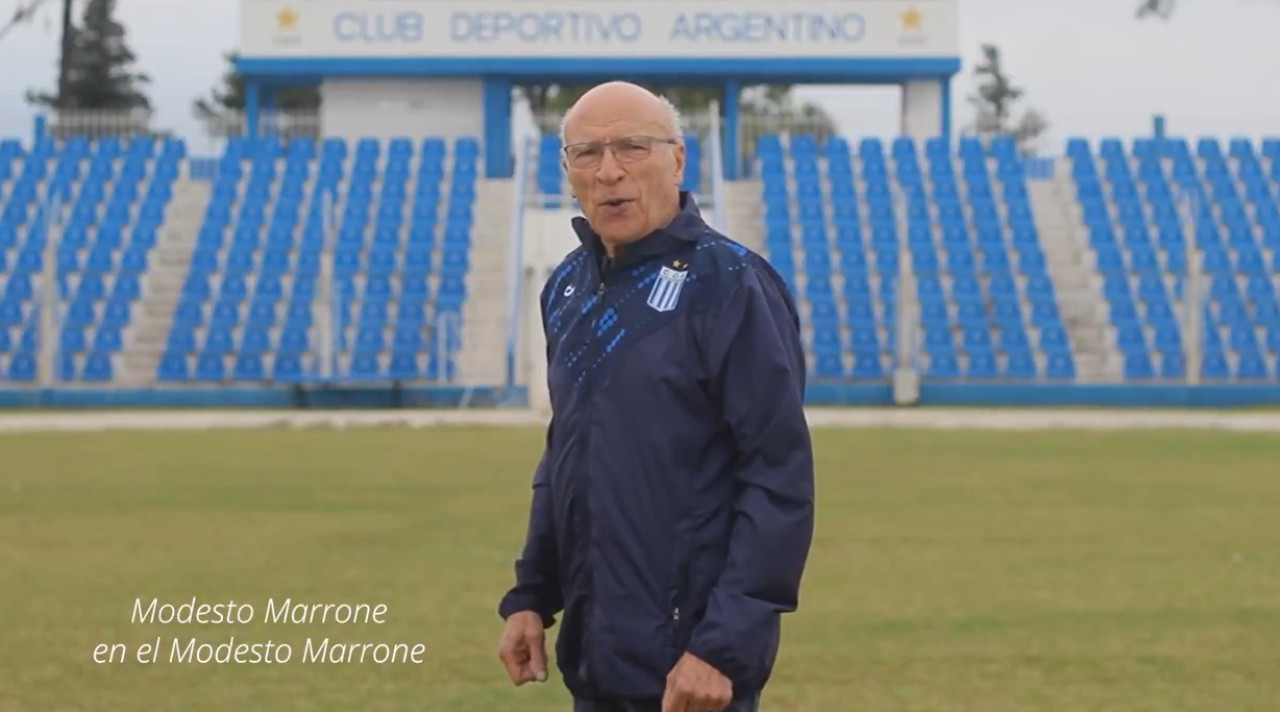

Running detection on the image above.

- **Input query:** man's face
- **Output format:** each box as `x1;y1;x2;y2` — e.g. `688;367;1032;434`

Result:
562;114;686;248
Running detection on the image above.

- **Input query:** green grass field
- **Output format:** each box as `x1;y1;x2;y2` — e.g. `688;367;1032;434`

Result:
2;425;1279;712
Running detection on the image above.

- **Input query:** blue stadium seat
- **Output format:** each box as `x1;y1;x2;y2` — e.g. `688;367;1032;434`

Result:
7;353;36;381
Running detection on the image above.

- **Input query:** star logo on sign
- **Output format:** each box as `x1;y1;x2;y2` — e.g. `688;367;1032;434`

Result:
276;5;298;30
900;7;922;30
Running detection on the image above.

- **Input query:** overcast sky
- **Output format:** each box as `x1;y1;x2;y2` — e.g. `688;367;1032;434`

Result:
1;0;1278;156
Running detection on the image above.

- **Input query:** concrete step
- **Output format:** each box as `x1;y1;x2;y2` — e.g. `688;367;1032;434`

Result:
1027;173;1117;382
131;319;173;339
117;178;210;384
725;181;765;251
454;179;516;385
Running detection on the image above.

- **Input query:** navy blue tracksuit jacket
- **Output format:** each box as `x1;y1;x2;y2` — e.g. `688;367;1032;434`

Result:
498;192;815;703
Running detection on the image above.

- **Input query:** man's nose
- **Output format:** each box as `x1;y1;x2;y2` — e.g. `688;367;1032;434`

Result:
594;149;626;184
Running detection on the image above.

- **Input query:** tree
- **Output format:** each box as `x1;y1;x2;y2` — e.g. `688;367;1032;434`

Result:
964;44;1048;154
736;85;839;149
1136;0;1177;19
193;52;322;139
26;0;150;124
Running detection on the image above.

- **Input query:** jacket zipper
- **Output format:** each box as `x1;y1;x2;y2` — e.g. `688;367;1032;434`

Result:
577;262;609;687
579;274;606;498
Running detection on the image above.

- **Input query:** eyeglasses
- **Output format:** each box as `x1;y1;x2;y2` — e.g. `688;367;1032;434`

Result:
562;135;678;169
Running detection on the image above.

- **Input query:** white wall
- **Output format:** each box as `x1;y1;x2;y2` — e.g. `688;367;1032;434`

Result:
520;206;582;415
523;207;583;274
320;78;485;142
900;80;943;140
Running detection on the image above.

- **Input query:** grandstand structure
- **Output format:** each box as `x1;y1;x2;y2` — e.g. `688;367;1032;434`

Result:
2;125;1279;405
156;135;491;385
751;132;1079;383
736;132;1280;385
1;135;183;383
0;131;513;395
1065;137;1280;381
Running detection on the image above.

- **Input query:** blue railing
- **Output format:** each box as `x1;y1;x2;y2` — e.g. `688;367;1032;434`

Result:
435;308;461;384
186;157;221;182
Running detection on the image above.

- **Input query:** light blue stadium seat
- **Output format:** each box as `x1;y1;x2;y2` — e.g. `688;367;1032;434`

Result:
7;353;37;381
1046;353;1076;380
271;353;303;381
927;353;960;379
1201;350;1229;380
967;351;998;379
233;353;265;381
1005;351;1036;379
813;352;844;378
1236;349;1269;379
386;351;417;379
195;353;225;381
82;352;113;381
851;353;883;379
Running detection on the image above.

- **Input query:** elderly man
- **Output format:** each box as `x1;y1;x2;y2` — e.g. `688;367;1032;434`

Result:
496;81;815;712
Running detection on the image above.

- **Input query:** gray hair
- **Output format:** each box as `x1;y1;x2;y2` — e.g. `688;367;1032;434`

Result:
558;92;685;147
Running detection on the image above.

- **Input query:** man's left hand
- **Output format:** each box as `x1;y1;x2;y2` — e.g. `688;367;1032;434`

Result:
661;652;733;712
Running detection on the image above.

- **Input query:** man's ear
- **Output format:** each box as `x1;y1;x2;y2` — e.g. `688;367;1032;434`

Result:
672;142;686;186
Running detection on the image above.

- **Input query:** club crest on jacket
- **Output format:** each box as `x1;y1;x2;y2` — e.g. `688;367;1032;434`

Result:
647;262;689;312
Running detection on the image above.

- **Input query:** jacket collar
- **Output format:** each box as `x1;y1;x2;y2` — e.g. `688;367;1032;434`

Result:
572;191;705;269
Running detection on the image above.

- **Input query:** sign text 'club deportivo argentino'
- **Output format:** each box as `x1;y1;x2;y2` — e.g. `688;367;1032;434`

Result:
239;0;959;59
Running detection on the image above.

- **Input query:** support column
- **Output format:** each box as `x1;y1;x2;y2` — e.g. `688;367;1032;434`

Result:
722;79;740;180
899;80;945;141
259;84;278;137
939;77;952;144
245;79;262;139
483;76;513;179
264;85;277;125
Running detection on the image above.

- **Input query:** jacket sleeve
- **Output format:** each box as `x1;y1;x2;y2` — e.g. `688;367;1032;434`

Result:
685;264;815;683
496;423;563;628
496;284;563;628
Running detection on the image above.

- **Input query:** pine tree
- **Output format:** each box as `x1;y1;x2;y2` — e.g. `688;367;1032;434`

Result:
193;52;321;139
193;52;323;115
965;44;1048;155
26;0;150;113
1136;0;1177;20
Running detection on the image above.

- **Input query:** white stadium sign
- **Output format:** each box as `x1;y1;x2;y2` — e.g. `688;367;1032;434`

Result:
238;0;959;59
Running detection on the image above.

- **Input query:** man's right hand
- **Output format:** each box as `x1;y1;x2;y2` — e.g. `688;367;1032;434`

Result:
497;610;548;685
